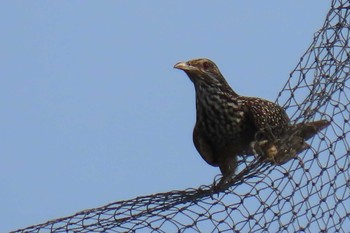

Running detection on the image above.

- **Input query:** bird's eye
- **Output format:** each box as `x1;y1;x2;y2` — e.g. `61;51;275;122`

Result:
203;62;210;70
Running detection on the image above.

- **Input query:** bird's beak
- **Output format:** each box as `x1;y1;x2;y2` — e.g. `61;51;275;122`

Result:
174;61;191;71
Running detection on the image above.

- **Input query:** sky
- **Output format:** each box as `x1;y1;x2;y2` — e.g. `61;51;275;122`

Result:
0;1;330;232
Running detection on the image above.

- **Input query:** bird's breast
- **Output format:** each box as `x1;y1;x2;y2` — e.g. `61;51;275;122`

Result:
195;92;248;144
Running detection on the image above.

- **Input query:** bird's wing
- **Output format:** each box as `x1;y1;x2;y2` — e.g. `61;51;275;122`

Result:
192;122;219;167
238;97;290;133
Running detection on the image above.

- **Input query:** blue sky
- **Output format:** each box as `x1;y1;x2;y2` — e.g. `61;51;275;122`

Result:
0;1;330;232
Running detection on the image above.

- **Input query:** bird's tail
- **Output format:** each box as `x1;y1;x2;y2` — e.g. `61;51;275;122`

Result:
257;119;331;165
294;120;331;140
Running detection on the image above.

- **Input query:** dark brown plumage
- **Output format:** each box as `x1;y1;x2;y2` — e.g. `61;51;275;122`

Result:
174;58;330;178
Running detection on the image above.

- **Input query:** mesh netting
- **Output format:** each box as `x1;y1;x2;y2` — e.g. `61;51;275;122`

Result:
13;1;350;232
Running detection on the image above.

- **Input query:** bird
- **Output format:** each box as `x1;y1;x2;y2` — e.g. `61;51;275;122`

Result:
174;58;330;180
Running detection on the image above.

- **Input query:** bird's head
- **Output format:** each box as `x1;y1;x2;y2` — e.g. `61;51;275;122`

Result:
174;58;229;88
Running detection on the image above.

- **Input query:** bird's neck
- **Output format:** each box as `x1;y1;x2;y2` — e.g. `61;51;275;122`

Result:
194;81;238;101
194;81;239;121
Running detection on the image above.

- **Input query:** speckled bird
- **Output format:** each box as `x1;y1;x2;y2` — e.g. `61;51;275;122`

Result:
174;58;330;178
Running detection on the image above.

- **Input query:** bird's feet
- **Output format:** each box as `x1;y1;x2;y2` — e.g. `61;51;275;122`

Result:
212;172;236;193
